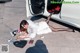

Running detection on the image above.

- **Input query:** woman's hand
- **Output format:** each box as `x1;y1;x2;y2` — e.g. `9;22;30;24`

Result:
16;32;30;40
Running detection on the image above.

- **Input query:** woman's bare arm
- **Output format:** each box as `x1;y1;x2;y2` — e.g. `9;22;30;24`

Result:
16;32;30;40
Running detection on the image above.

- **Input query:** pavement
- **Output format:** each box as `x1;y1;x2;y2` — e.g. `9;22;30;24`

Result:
0;0;80;53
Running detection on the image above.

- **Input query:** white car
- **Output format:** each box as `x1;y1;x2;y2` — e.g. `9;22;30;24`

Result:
26;0;80;32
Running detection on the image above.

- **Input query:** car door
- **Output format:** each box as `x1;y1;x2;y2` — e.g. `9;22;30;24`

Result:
26;0;45;17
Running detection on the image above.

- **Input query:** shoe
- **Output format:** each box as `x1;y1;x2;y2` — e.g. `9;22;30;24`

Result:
10;30;18;36
8;39;12;43
10;32;14;37
8;39;14;44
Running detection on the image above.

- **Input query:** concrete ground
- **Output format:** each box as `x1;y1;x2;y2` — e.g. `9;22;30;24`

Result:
0;0;80;53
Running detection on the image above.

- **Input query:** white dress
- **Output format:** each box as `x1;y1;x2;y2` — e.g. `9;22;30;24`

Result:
24;20;38;40
24;20;52;40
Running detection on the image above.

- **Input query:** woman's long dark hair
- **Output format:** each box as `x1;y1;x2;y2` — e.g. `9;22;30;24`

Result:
20;20;29;32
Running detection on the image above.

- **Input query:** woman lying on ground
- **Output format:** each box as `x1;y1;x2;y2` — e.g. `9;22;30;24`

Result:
9;20;38;44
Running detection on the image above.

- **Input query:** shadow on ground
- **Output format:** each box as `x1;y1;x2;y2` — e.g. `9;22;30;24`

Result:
0;0;12;3
30;15;43;21
25;40;48;53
